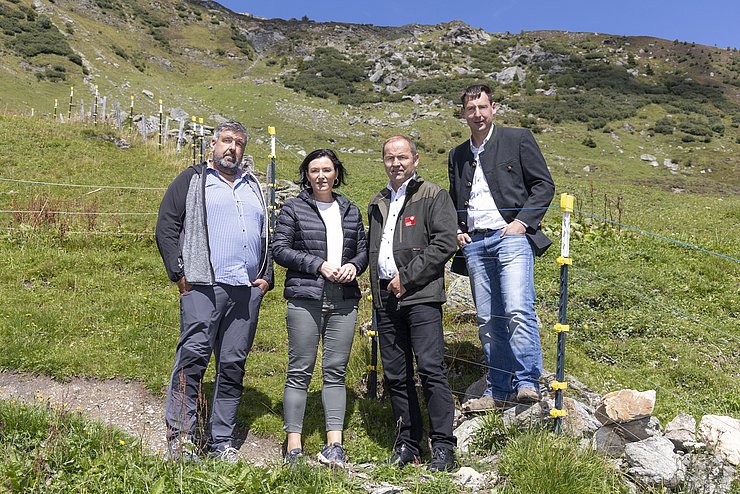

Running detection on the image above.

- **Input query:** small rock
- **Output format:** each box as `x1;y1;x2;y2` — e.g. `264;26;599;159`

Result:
665;413;696;451
595;389;656;424
142;89;154;99
640;154;657;161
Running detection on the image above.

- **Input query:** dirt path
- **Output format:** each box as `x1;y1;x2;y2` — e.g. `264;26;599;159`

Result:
0;371;281;466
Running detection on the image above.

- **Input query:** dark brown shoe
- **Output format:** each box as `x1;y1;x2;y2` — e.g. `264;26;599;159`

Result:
516;387;542;404
462;395;513;411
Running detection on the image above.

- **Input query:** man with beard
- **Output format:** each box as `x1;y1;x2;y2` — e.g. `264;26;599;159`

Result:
156;120;273;463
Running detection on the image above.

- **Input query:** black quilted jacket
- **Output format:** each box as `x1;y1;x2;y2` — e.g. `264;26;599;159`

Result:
272;189;368;300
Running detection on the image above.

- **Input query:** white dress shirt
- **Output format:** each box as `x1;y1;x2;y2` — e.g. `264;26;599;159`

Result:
468;125;507;232
377;175;414;280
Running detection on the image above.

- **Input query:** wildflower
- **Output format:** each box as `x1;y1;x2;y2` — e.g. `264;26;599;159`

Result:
25;313;32;317
119;439;125;446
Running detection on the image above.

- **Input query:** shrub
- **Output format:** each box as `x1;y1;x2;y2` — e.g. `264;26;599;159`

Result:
231;25;254;58
651;118;674;134
285;47;372;102
402;76;490;102
582;136;597;148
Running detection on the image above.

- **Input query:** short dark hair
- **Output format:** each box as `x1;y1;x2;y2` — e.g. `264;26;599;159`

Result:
382;135;417;158
461;84;493;107
299;149;347;190
213;120;248;146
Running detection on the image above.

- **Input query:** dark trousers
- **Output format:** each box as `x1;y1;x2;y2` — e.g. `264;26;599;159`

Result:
376;289;456;454
165;284;262;452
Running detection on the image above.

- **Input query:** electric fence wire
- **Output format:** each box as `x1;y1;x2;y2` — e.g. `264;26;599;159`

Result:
0;177;166;191
572;265;739;344
573;208;739;263
566;332;740;433
0;227;153;236
441;330;739;442
0;210;157;216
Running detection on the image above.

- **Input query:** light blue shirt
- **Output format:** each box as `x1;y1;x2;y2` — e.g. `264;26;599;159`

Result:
205;166;264;286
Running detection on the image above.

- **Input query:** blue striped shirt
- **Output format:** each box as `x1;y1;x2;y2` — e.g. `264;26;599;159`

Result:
205;166;264;286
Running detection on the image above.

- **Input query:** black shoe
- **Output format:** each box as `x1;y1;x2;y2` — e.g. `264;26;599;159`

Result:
428;447;457;472
388;444;420;468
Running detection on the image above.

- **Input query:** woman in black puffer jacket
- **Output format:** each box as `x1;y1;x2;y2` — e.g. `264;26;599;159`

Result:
272;149;367;468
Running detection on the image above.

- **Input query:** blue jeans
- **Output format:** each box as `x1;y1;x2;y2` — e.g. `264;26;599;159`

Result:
463;230;542;400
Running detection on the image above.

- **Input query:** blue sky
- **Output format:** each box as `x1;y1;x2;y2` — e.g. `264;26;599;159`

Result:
219;0;738;49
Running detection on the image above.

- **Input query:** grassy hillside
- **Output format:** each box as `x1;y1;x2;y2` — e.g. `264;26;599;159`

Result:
0;0;738;491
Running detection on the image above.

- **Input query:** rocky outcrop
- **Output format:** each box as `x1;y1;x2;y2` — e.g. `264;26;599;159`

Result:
454;383;737;493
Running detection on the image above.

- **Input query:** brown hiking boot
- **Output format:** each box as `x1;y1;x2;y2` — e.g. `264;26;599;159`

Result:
462;395;513;412
516;387;542;404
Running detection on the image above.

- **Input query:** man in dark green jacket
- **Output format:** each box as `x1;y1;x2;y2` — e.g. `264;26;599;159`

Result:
367;135;458;472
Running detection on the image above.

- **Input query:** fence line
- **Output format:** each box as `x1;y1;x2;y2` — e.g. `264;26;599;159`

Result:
0;177;167;191
572;266;739;344
574;209;739;263
566;333;739;433
0;227;153;236
0;210;157;216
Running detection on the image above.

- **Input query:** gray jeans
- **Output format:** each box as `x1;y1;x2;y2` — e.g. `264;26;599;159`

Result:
165;284;262;452
283;282;358;433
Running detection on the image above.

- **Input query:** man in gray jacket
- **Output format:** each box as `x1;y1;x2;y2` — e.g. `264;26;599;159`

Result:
156;120;273;463
368;135;458;472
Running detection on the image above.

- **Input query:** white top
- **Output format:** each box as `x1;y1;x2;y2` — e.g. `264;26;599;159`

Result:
317;200;343;266
377;175;414;279
468;125;507;231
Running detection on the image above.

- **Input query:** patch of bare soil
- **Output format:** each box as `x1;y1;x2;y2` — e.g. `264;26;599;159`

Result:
0;371;281;466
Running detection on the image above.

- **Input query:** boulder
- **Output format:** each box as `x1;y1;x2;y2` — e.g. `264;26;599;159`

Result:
592;424;627;457
613;416;662;443
698;415;740;466
494;66;526;85
625;436;685;488
169;107;189;121
640;154;657;161
665;413;697;451
369;69;384;83
142;89;154;99
595;389;655;424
